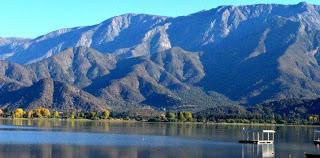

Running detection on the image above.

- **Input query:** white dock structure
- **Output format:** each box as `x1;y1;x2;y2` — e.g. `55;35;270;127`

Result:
239;129;275;144
313;129;320;145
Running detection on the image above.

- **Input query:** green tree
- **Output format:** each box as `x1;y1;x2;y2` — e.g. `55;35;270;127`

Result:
70;112;75;119
166;112;176;122
197;116;206;122
77;112;85;118
183;112;193;122
53;111;60;118
101;110;110;119
308;115;318;123
90;111;97;119
178;112;186;122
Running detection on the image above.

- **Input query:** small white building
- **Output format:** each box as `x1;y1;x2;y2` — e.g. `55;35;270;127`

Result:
239;129;275;144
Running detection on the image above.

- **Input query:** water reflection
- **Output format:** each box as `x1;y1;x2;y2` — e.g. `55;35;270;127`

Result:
0;119;318;158
0;144;238;158
242;144;275;158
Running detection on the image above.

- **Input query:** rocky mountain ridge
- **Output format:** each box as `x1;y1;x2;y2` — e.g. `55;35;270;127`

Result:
1;2;320;111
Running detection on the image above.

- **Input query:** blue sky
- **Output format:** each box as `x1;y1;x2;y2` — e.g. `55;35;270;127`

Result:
1;0;319;38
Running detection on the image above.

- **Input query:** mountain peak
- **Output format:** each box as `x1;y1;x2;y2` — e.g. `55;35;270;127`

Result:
100;13;168;25
297;1;312;6
295;1;315;11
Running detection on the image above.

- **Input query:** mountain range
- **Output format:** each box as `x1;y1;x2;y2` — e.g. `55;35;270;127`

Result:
1;2;320;112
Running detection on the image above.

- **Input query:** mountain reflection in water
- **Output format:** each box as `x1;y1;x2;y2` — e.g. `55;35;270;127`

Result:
0;119;317;158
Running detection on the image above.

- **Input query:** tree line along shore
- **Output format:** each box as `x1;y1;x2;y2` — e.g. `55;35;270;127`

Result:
0;106;320;126
0;107;193;122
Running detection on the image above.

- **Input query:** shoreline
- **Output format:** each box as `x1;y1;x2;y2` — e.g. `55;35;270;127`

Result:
1;118;319;127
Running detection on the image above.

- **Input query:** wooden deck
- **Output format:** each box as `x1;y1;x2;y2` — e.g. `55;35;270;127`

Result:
239;140;273;144
239;140;258;144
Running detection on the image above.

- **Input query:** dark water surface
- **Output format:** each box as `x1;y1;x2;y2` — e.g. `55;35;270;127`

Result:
0;119;317;158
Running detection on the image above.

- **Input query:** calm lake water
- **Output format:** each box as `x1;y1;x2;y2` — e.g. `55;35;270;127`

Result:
0;119;317;158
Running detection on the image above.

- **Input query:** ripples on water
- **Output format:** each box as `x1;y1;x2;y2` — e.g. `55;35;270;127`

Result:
0;119;318;158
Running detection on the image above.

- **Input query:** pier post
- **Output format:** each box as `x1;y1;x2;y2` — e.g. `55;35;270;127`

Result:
253;132;255;140
272;133;274;141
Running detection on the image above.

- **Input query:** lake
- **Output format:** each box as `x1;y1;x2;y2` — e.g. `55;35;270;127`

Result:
0;119;317;158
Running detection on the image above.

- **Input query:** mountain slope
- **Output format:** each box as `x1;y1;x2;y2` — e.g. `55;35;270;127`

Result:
0;60;35;90
27;47;116;88
84;47;202;108
198;3;320;104
0;46;230;111
2;2;320;108
200;15;302;103
0;79;108;111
